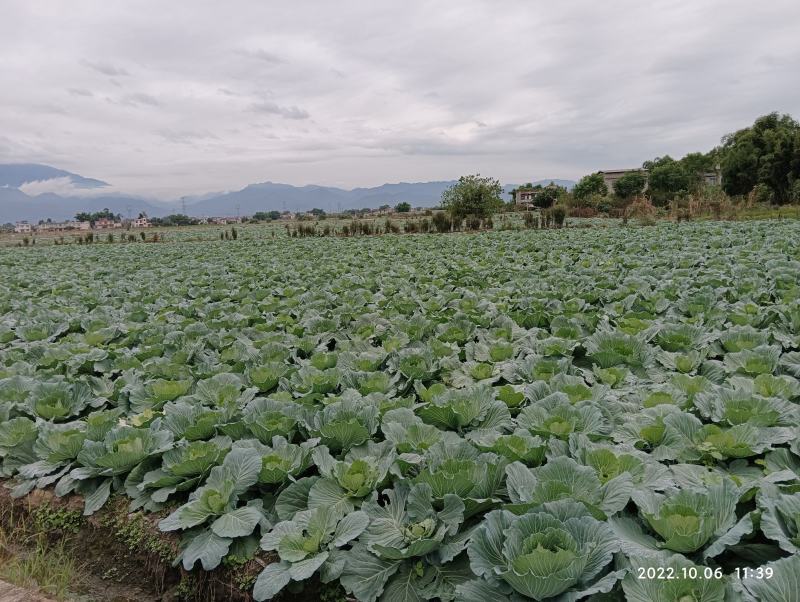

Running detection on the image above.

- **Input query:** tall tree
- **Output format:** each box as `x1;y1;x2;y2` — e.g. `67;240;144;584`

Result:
573;172;608;200
441;174;503;219
644;157;691;206
613;171;647;200
719;112;800;203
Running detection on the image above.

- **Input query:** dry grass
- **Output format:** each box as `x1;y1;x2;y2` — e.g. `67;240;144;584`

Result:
0;508;84;601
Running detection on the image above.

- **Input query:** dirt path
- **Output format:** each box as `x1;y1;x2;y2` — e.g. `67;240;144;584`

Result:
0;580;55;602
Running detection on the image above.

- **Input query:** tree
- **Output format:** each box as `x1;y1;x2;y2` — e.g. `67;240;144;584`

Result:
441;174;504;220
394;201;411;213
573;173;608;200
680;152;715;181
613;171;647;200
532;184;563;209
74;208;120;224
253;211;281;221
309;208;326;216
718;112;800;204
645;157;691;206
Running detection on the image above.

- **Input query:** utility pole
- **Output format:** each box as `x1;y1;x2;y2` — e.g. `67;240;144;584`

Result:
181;197;187;216
236;204;241;219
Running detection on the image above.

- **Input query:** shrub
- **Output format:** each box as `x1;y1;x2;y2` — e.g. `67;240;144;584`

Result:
627;196;657;225
568;206;598;218
551;205;567;228
523;212;537;229
432;212;451;233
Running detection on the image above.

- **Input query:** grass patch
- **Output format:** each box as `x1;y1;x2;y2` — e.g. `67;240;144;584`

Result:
0;530;83;600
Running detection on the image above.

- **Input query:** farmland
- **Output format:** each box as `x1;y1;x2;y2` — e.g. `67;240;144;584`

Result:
2;221;800;601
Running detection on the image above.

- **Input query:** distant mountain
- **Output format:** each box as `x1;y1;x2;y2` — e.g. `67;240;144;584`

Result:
0;163;166;222
187;178;576;215
0;163;576;221
0;163;108;189
0;188;167;223
186;181;455;215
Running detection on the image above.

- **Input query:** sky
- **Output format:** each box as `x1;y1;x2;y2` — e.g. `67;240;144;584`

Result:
1;0;799;199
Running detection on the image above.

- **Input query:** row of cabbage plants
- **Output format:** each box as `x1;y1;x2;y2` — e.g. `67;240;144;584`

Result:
1;221;800;600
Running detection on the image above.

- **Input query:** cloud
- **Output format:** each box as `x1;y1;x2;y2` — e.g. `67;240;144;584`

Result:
0;1;798;198
159;129;218;144
18;176;112;197
80;59;130;77
117;92;161;107
248;101;310;120
238;48;285;64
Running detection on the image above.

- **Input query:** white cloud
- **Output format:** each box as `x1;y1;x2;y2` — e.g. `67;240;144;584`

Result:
0;0;799;198
18;177;112;197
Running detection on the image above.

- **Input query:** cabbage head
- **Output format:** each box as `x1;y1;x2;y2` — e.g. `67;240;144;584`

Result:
460;500;621;601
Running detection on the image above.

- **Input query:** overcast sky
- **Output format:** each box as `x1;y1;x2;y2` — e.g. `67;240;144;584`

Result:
1;1;799;199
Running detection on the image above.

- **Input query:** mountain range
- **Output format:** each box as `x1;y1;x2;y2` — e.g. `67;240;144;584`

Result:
0;164;575;222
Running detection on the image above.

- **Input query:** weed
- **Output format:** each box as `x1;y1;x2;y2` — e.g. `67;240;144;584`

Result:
0;532;82;600
31;506;83;535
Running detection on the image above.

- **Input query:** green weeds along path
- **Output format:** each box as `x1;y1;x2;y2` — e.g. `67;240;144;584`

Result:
2;222;800;601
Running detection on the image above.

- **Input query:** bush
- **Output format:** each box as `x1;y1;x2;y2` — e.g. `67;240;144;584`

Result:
551;206;567;228
751;183;775;204
627;196;657;225
568;206;598;218
432;212;452;233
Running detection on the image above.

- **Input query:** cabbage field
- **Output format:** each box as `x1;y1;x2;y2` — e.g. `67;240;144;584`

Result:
2;221;800;601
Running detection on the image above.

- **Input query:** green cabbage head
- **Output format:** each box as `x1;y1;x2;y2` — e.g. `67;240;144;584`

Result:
464;500;620;600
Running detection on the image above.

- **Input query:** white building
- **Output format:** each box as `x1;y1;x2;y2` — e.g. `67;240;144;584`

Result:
132;216;151;228
37;221;91;232
14;221;32;234
211;216;242;225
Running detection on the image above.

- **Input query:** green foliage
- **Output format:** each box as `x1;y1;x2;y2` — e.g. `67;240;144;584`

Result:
151;214;198;227
31;505;83;535
645;156;692;206
572;172;608;200
394;202;411;213
253;211;282;221
75;207;119;223
1;221;800;600
441;174;503;219
613;170;648;199
719;112;800;204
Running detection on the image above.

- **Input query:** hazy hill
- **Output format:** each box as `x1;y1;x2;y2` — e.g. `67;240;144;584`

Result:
0;163;576;221
0;188;167;223
187;179;576;214
0;164;108;189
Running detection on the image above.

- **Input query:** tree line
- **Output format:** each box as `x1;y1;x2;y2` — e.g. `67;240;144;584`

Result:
573;112;800;207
